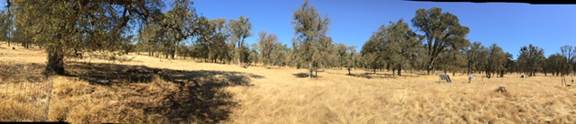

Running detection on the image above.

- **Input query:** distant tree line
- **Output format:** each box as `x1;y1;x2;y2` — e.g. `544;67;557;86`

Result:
0;0;574;78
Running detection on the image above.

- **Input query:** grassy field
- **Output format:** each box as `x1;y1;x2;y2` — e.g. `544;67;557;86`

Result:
1;43;576;123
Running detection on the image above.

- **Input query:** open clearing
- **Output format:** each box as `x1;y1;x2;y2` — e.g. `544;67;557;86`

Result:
1;43;576;123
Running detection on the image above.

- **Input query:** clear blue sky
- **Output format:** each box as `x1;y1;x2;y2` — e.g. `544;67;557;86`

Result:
194;0;576;58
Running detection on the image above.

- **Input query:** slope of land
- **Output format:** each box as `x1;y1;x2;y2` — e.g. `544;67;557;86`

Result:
1;43;576;123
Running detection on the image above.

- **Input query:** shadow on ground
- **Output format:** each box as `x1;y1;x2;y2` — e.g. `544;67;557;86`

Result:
293;72;309;78
347;72;420;79
293;72;322;78
0;63;47;83
60;62;263;123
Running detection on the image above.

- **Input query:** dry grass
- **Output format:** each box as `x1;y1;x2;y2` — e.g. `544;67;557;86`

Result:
0;62;49;121
1;43;576;123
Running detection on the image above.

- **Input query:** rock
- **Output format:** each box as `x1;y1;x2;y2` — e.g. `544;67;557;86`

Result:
96;79;110;84
495;86;511;97
495;86;507;93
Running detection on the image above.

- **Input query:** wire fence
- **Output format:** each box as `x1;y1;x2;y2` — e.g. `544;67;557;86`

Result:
0;63;54;122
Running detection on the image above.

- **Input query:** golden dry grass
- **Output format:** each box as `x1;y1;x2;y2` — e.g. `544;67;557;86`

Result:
1;42;576;123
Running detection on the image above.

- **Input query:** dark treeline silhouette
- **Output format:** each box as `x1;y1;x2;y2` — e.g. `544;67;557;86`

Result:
0;0;574;78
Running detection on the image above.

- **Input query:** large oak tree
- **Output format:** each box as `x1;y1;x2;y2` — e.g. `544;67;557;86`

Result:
293;0;332;78
412;7;470;74
13;0;162;74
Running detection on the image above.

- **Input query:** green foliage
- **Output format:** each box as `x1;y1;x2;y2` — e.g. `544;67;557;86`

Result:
0;10;10;42
486;44;508;78
361;25;388;72
518;44;546;76
7;1;575;78
436;48;467;75
257;32;290;67
293;0;332;77
362;20;422;75
138;0;197;59
544;54;569;76
465;42;486;74
229;16;252;64
412;7;470;74
258;32;278;66
13;0;162;74
560;45;576;75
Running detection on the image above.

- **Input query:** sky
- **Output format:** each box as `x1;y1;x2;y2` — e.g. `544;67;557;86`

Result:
194;0;576;58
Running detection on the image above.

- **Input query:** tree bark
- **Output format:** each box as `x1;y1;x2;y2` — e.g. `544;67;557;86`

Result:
397;65;402;76
347;67;351;75
309;62;313;78
45;43;65;75
426;57;436;75
170;49;175;59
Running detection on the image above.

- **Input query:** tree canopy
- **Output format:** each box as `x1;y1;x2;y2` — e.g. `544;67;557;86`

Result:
412;7;470;74
2;1;574;78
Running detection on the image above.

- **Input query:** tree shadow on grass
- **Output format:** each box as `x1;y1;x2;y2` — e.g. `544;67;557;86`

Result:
65;62;263;85
348;73;374;79
0;63;47;83
64;62;263;123
292;72;322;78
348;72;419;79
293;72;309;78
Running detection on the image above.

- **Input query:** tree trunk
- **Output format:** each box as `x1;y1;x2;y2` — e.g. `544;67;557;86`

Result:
397;65;402;76
45;44;65;75
309;63;313;78
426;57;436;75
237;49;242;65
170;50;175;59
347;67;351;75
172;46;177;59
237;41;244;65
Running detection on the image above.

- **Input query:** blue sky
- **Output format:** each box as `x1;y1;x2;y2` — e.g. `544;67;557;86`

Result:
194;0;576;58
